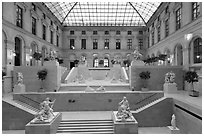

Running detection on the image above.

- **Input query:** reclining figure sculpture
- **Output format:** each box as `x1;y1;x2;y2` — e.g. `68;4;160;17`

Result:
35;97;56;122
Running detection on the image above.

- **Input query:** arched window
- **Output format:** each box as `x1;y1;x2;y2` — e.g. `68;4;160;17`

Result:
15;37;22;66
93;58;98;67
193;38;202;63
104;57;109;67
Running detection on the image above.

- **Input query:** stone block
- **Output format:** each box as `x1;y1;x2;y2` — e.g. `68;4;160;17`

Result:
25;112;61;134
13;84;25;93
112;111;138;134
167;126;180;134
163;83;177;93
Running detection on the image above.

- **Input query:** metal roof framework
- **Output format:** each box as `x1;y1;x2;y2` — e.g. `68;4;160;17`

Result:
44;2;161;26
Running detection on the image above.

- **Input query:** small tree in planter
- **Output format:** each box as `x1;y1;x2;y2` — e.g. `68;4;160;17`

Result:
184;71;199;97
37;68;48;92
33;52;42;61
99;59;104;67
139;71;151;91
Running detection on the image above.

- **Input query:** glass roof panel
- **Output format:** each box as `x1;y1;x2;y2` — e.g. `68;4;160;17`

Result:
44;2;161;26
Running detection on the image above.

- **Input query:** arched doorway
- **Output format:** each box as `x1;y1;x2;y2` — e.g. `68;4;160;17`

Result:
104;57;109;67
174;44;183;66
14;37;22;66
192;38;202;64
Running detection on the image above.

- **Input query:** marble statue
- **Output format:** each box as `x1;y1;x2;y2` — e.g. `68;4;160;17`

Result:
35;97;56;122
165;71;175;83
116;96;133;121
132;47;142;60
17;72;23;85
171;114;176;129
96;86;106;91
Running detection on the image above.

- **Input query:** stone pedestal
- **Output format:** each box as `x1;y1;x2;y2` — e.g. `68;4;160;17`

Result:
13;84;25;93
167;126;180;134
131;60;145;66
163;83;177;93
25;112;62;134
112;111;138;134
44;61;59;66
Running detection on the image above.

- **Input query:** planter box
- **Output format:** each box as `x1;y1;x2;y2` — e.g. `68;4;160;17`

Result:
44;61;59;66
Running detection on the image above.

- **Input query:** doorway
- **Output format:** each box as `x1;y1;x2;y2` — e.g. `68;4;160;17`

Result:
14;37;21;66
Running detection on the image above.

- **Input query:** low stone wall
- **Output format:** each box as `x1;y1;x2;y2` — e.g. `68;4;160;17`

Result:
130;66;184;91
13;91;164;111
13;64;61;92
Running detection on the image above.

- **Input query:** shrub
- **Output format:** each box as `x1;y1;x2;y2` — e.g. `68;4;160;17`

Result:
37;69;48;81
33;52;42;60
139;71;151;80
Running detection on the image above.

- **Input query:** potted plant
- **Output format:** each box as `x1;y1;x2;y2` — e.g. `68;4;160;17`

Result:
139;71;151;91
74;60;79;67
37;68;48;92
33;52;42;60
99;59;104;67
184;71;199;97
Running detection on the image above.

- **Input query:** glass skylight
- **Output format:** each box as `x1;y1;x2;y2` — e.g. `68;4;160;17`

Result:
44;2;161;26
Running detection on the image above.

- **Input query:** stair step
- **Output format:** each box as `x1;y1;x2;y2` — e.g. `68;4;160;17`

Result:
58;125;113;130
60;120;113;124
59;123;113;127
57;131;114;134
57;128;114;133
14;100;39;113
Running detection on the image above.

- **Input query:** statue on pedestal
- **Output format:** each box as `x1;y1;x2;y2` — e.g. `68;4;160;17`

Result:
171;114;176;129
116;96;133;121
132;47;142;60
165;71;176;83
131;47;145;66
17;72;23;85
35;97;56;122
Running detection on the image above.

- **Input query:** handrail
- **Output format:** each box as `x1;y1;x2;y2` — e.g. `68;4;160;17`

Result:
20;94;40;106
134;93;162;110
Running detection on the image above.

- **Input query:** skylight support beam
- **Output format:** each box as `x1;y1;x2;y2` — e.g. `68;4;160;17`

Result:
62;2;78;24
129;2;147;26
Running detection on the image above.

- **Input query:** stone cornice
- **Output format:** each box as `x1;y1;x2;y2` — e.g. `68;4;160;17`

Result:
14;2;28;12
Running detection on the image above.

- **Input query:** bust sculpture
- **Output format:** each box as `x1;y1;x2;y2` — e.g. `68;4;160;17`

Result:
17;72;23;85
116;96;133;121
35;97;56;122
171;114;176;129
165;71;176;83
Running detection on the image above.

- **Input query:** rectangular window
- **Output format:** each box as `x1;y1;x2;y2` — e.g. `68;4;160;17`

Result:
127;31;132;35
157;26;161;42
82;31;86;35
56;35;59;47
116;31;120;35
70;39;75;49
152;22;154;28
57;26;59;31
157;15;160;21
93;31;97;35
104;39;109;49
81;39;86;49
70;30;74;35
192;2;200;20
42;24;46;40
105;31;109;35
50;30;53;44
50;20;53;26
138;39;143;50
116;39;121;49
127;39;132;49
43;13;46;19
165;19;169;37
176;8;181;30
31;3;36;11
139;31;143;35
32;17;37;35
152;31;154;46
16;5;23;28
93;39;98;49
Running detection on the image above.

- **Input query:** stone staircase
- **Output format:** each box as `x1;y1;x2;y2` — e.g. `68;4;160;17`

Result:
57;119;114;134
